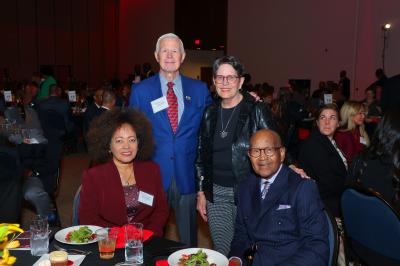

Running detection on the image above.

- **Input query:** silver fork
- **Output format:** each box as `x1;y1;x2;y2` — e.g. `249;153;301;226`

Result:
53;243;92;255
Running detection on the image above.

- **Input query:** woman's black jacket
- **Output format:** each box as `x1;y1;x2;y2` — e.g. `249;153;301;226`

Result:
196;92;276;202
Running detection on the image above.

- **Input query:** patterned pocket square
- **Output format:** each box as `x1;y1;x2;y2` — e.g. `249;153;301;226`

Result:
277;204;291;210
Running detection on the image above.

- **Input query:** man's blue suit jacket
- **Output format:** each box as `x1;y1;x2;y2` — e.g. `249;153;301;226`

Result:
129;74;211;194
230;165;329;266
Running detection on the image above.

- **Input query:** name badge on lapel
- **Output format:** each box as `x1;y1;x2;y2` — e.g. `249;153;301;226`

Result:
151;96;169;113
138;191;154;206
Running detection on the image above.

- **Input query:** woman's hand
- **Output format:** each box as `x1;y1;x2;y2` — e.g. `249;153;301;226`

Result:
196;192;208;222
289;164;310;179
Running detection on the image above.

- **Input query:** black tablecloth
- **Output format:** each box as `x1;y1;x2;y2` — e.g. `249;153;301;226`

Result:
13;236;187;266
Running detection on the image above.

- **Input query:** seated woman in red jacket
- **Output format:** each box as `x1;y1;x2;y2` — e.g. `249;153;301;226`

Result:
335;101;369;165
79;108;169;237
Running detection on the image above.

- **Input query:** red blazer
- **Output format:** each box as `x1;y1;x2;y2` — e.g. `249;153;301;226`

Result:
79;160;169;237
334;129;366;165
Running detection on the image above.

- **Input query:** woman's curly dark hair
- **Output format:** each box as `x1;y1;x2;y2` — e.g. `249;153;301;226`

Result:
87;107;154;164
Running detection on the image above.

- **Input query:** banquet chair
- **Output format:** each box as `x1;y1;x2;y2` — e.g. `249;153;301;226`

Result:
341;185;400;266
324;209;339;266
72;185;82;226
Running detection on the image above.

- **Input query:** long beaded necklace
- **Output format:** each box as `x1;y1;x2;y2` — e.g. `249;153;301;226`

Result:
220;104;238;138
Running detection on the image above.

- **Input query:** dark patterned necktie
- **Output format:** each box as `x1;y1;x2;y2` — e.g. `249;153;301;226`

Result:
261;180;271;200
166;82;178;133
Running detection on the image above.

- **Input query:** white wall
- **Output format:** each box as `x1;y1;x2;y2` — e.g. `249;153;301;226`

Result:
228;0;400;99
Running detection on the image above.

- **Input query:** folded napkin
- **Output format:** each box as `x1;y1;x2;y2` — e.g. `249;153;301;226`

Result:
155;260;169;266
110;226;154;249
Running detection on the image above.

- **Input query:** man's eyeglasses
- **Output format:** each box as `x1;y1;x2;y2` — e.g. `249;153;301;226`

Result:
248;147;281;158
214;75;239;84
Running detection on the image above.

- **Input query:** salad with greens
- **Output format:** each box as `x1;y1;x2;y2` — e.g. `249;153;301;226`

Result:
178;249;217;266
65;226;95;243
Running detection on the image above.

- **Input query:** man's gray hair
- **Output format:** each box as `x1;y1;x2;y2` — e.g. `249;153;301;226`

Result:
155;33;185;55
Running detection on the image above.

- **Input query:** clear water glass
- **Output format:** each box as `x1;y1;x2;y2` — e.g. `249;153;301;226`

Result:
30;215;49;256
124;223;143;264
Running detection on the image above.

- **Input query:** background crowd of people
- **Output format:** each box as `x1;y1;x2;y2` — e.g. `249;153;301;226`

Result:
1;32;399;265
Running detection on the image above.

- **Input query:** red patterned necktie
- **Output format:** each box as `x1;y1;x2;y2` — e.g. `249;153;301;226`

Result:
166;81;178;133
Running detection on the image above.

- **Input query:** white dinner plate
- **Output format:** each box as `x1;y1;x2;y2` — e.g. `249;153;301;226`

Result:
168;248;229;266
54;225;102;245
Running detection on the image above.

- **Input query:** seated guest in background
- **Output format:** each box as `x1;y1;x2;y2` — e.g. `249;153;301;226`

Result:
335;101;369;165
363;86;382;137
0;133;22;223
259;82;274;106
270;97;299;160
298;104;347;217
97;89;116;115
24;81;40;109
83;87;103;137
349;109;400;210
4;88;47;144
310;81;327;114
363;86;381;118
229;129;328;266
38;84;74;134
119;81;131;107
2;88;55;221
79;108;169;236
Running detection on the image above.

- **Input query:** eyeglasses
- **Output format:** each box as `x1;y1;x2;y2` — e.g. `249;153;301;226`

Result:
248;147;281;158
214;75;239;84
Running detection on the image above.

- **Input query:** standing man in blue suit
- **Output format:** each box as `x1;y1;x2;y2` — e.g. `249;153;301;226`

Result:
229;129;328;266
129;33;212;246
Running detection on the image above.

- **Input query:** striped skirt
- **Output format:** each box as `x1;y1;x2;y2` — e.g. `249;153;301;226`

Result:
206;183;237;256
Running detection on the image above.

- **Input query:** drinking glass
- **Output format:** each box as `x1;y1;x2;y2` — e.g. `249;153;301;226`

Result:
30;215;49;256
124;223;143;264
96;228;118;260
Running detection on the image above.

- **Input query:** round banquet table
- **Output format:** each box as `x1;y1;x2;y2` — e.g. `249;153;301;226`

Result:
12;236;187;266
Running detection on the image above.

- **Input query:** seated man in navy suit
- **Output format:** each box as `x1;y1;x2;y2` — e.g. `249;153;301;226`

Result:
229;129;328;266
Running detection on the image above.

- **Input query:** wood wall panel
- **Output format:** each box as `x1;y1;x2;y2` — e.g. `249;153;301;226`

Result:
54;0;72;66
36;0;55;66
18;0;37;78
71;0;89;85
0;1;18;77
103;0;118;80
87;0;103;87
0;0;173;86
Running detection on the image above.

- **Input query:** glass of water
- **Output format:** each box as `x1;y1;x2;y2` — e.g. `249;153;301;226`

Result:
124;223;143;264
30;215;49;256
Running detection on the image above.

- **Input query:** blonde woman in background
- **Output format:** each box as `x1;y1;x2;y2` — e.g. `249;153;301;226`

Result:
335;101;369;164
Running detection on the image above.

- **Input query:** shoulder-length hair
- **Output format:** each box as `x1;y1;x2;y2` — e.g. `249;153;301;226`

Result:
340;101;369;145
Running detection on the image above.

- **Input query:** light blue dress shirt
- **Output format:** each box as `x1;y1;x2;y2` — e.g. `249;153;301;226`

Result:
260;164;282;192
